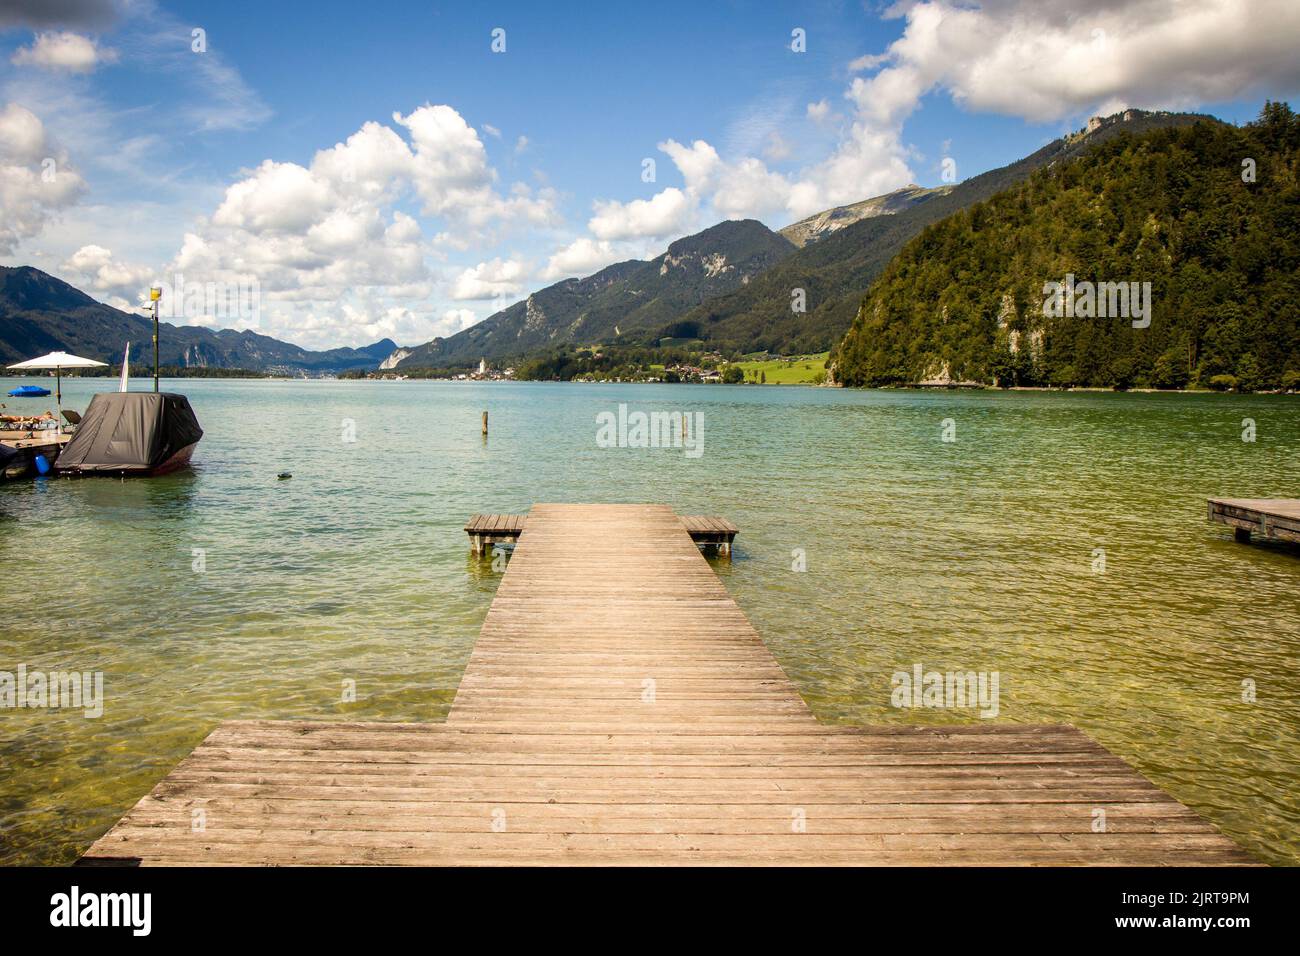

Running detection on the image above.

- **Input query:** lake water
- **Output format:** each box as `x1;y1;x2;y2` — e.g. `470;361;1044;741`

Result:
1;377;1298;865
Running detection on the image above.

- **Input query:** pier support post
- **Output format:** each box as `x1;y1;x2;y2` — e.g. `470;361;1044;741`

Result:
482;411;488;436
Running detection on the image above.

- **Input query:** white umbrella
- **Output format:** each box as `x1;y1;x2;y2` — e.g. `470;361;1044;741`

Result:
7;350;108;426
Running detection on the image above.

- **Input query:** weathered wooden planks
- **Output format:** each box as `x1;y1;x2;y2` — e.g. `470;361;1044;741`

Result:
1208;497;1300;545
677;514;738;554
464;509;739;556
82;503;1255;866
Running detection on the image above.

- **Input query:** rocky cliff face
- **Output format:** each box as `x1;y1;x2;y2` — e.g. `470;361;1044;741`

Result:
779;185;956;248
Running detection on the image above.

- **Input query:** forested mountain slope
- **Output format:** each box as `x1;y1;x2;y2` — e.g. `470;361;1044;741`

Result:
675;109;1217;356
835;103;1300;390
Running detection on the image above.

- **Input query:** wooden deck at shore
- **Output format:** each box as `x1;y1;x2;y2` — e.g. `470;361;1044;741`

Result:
1208;497;1300;545
1;432;70;479
82;503;1253;866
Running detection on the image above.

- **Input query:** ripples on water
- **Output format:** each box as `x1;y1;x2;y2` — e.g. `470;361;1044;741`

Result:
1;378;1297;865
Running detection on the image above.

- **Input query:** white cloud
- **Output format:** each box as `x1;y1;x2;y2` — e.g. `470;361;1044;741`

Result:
449;258;527;300
762;131;792;163
393;105;557;228
310;121;413;204
0;102;86;254
657;139;802;220
212;160;333;233
541;237;625;280
847;52;889;73
61;243;151;303
858;0;1300;125
545;136;795;264
440;308;476;332
794;120;914;213
589;187;693;241
155;104;562;347
11;31;116;73
659;138;722;195
603;0;1300;228
481;123;501;138
537;135;797;279
806;99;833;124
710;157;794;218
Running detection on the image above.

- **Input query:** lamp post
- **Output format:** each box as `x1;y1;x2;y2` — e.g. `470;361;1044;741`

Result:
150;286;162;392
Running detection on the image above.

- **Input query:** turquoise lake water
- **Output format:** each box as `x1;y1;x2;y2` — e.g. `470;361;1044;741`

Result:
1;377;1298;865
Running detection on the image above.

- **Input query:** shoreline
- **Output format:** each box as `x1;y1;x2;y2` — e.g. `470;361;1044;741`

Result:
7;373;1295;396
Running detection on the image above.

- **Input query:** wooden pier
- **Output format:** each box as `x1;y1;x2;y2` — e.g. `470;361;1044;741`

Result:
465;511;738;555
1208;497;1300;545
82;503;1253;865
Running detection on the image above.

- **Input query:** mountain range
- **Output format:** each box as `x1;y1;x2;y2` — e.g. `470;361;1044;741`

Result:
394;219;795;369
1;108;1227;378
661;108;1217;357
394;108;1214;367
0;266;395;374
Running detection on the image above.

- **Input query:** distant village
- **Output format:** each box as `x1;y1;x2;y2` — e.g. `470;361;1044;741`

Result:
365;357;515;382
369;356;734;384
356;350;831;385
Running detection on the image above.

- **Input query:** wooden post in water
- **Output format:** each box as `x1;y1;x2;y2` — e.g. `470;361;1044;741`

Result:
481;411;489;436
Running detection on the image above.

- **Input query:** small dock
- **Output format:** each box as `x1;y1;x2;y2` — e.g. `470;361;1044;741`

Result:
82;503;1253;865
0;433;70;479
1208;497;1300;545
465;511;738;555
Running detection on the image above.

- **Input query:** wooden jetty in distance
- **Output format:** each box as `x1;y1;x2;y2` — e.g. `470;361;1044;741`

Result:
82;503;1253;865
465;511;738;556
1208;498;1300;545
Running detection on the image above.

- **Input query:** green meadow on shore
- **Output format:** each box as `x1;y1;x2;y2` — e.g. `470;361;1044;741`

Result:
734;353;830;385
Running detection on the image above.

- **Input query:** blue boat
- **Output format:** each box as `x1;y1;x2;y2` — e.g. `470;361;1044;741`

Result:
7;385;51;397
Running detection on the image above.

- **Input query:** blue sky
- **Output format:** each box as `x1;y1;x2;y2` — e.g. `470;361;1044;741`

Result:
0;0;1296;350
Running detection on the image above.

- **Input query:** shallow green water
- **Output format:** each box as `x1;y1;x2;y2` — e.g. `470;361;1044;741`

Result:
1;378;1297;865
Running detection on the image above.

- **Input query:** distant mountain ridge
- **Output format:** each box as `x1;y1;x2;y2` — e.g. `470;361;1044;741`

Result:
778;184;954;247
396;219;795;368
395;109;1217;368
0;266;396;373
